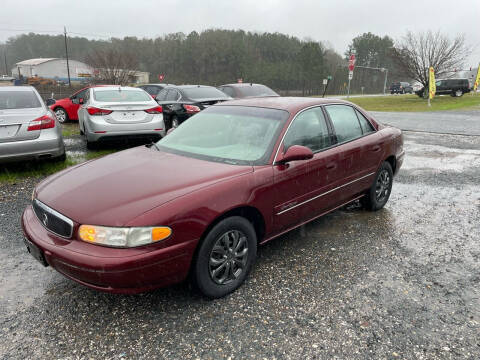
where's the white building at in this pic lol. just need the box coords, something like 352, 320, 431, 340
11, 58, 93, 83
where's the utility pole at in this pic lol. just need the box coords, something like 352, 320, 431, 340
64, 26, 71, 87
3, 44, 7, 75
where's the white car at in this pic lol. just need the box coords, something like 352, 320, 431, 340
77, 86, 166, 149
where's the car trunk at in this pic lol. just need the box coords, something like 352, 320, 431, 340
191, 98, 229, 109
0, 108, 43, 143
95, 102, 156, 124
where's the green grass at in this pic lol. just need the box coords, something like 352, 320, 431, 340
0, 150, 119, 184
345, 93, 480, 112
0, 158, 77, 183
61, 123, 80, 137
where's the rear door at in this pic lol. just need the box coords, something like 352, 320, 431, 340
0, 89, 44, 143
324, 104, 382, 202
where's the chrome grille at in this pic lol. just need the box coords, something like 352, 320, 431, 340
32, 199, 73, 238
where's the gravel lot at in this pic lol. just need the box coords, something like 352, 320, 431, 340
1, 129, 479, 359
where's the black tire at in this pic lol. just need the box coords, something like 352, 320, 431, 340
172, 116, 180, 128
361, 161, 393, 211
54, 107, 68, 123
86, 139, 98, 150
192, 216, 257, 299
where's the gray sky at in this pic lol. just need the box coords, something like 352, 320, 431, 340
1, 0, 479, 67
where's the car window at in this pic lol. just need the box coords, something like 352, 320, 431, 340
183, 87, 230, 100
83, 89, 90, 102
165, 89, 179, 101
157, 89, 168, 101
76, 89, 88, 100
221, 86, 235, 97
325, 105, 363, 143
0, 90, 41, 109
93, 89, 152, 102
237, 85, 278, 97
283, 107, 331, 152
355, 109, 375, 134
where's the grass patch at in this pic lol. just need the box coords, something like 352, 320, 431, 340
345, 93, 480, 112
85, 149, 118, 160
0, 158, 77, 184
61, 122, 80, 137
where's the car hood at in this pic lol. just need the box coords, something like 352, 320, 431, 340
35, 146, 253, 226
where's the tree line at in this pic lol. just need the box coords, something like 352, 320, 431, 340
1, 29, 469, 95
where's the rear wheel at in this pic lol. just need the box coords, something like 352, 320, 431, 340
172, 116, 180, 128
193, 216, 257, 298
54, 108, 68, 123
361, 161, 393, 211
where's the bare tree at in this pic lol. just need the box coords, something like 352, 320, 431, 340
390, 31, 471, 91
86, 48, 138, 85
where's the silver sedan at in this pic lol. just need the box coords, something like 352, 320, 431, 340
78, 87, 166, 149
0, 86, 65, 163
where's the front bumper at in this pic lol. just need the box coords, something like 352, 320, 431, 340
21, 205, 197, 294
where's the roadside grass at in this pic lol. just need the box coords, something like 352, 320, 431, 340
345, 93, 480, 112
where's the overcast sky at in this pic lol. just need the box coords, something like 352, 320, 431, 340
1, 0, 479, 66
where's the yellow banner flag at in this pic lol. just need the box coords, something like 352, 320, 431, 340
429, 67, 436, 99
474, 64, 480, 92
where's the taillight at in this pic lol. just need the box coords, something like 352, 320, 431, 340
144, 106, 163, 114
183, 104, 201, 114
27, 115, 55, 131
87, 107, 113, 116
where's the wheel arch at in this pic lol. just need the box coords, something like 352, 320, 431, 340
384, 155, 397, 174
200, 205, 266, 245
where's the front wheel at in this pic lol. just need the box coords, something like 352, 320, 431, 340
192, 216, 257, 298
361, 161, 393, 211
454, 90, 463, 97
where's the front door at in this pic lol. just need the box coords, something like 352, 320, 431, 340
273, 106, 342, 232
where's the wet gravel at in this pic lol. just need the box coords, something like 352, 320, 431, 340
1, 130, 479, 359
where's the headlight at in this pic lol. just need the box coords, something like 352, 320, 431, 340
78, 225, 172, 248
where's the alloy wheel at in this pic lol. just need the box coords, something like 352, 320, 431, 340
209, 230, 248, 285
55, 109, 67, 123
375, 169, 391, 202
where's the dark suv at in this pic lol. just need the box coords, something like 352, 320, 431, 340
415, 78, 471, 98
390, 82, 413, 94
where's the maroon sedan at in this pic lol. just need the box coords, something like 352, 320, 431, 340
22, 97, 404, 298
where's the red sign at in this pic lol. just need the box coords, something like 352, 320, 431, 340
348, 54, 356, 72
158, 74, 165, 81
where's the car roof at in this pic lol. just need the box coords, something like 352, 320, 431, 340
216, 97, 352, 113
221, 83, 269, 88
142, 83, 174, 86
93, 86, 145, 92
0, 85, 36, 92
163, 85, 216, 90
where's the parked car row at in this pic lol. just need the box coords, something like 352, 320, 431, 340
22, 96, 404, 298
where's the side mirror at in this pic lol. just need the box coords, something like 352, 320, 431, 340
277, 145, 313, 164
45, 98, 56, 106
79, 98, 84, 104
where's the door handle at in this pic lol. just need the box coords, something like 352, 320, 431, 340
371, 145, 381, 152
326, 163, 336, 170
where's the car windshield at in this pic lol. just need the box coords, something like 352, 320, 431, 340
156, 105, 289, 165
93, 89, 151, 102
0, 91, 41, 110
237, 85, 278, 97
182, 87, 230, 100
